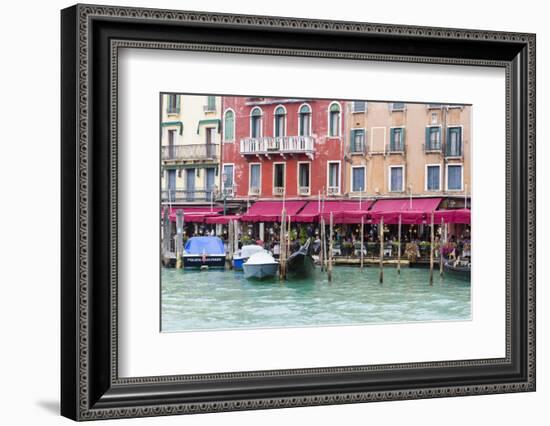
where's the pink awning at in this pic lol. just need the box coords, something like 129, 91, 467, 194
205, 215, 241, 225
434, 209, 471, 224
293, 200, 373, 223
240, 201, 307, 222
368, 198, 443, 224
163, 207, 223, 223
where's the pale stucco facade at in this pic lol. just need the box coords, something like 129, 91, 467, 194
160, 94, 222, 204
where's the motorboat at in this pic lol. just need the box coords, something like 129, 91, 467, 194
286, 238, 315, 278
243, 252, 279, 279
233, 244, 265, 270
182, 236, 226, 269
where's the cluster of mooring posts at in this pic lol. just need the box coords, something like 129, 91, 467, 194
163, 198, 456, 285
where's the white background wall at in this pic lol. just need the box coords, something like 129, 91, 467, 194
0, 0, 546, 424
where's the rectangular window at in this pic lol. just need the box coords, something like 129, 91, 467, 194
298, 163, 310, 194
350, 129, 365, 153
391, 102, 405, 111
390, 166, 404, 192
167, 94, 179, 114
447, 164, 463, 190
205, 127, 215, 144
206, 96, 216, 111
425, 126, 441, 150
389, 128, 404, 151
328, 162, 340, 193
352, 101, 366, 112
250, 164, 260, 190
274, 164, 285, 189
352, 167, 366, 192
223, 164, 234, 189
446, 127, 463, 157
426, 165, 441, 191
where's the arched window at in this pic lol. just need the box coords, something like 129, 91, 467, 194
274, 106, 286, 137
250, 107, 262, 138
223, 109, 235, 141
328, 102, 341, 137
298, 104, 311, 136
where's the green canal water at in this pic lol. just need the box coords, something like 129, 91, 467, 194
161, 266, 471, 332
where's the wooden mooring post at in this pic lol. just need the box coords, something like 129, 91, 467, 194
162, 207, 171, 257
279, 209, 287, 280
397, 214, 402, 275
328, 211, 334, 282
227, 219, 234, 270
175, 209, 184, 269
440, 218, 445, 277
360, 216, 364, 269
379, 217, 384, 284
429, 212, 434, 285
320, 216, 326, 272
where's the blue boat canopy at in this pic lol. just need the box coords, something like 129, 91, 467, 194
184, 236, 225, 255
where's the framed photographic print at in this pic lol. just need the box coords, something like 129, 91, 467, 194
61, 3, 536, 421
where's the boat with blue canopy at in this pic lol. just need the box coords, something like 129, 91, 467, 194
182, 236, 226, 269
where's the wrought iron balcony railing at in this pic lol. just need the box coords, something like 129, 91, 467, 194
386, 143, 406, 154
445, 144, 463, 158
161, 144, 219, 161
423, 142, 443, 152
349, 141, 367, 155
240, 136, 315, 158
161, 189, 216, 203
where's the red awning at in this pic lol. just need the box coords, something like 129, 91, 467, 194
205, 215, 241, 225
434, 209, 471, 224
294, 200, 373, 224
368, 198, 443, 224
163, 207, 223, 223
240, 201, 307, 222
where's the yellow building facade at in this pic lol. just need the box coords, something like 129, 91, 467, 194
343, 101, 471, 203
160, 94, 222, 204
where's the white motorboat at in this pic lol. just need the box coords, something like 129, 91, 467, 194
233, 244, 265, 270
243, 252, 279, 279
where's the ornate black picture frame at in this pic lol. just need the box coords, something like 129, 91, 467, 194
61, 3, 536, 421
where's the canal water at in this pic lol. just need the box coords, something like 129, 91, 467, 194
161, 266, 471, 332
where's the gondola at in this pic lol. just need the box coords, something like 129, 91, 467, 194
286, 238, 315, 278
443, 259, 471, 281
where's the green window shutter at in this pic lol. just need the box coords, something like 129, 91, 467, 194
401, 128, 405, 144
426, 127, 430, 145
390, 128, 395, 149
175, 96, 181, 113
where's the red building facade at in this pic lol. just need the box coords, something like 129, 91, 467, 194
220, 97, 346, 200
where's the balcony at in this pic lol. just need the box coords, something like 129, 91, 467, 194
298, 186, 310, 196
386, 143, 406, 154
349, 141, 367, 155
240, 136, 315, 159
248, 187, 261, 196
445, 144, 463, 158
273, 187, 285, 196
327, 186, 340, 196
161, 189, 215, 203
161, 144, 218, 161
423, 142, 443, 152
